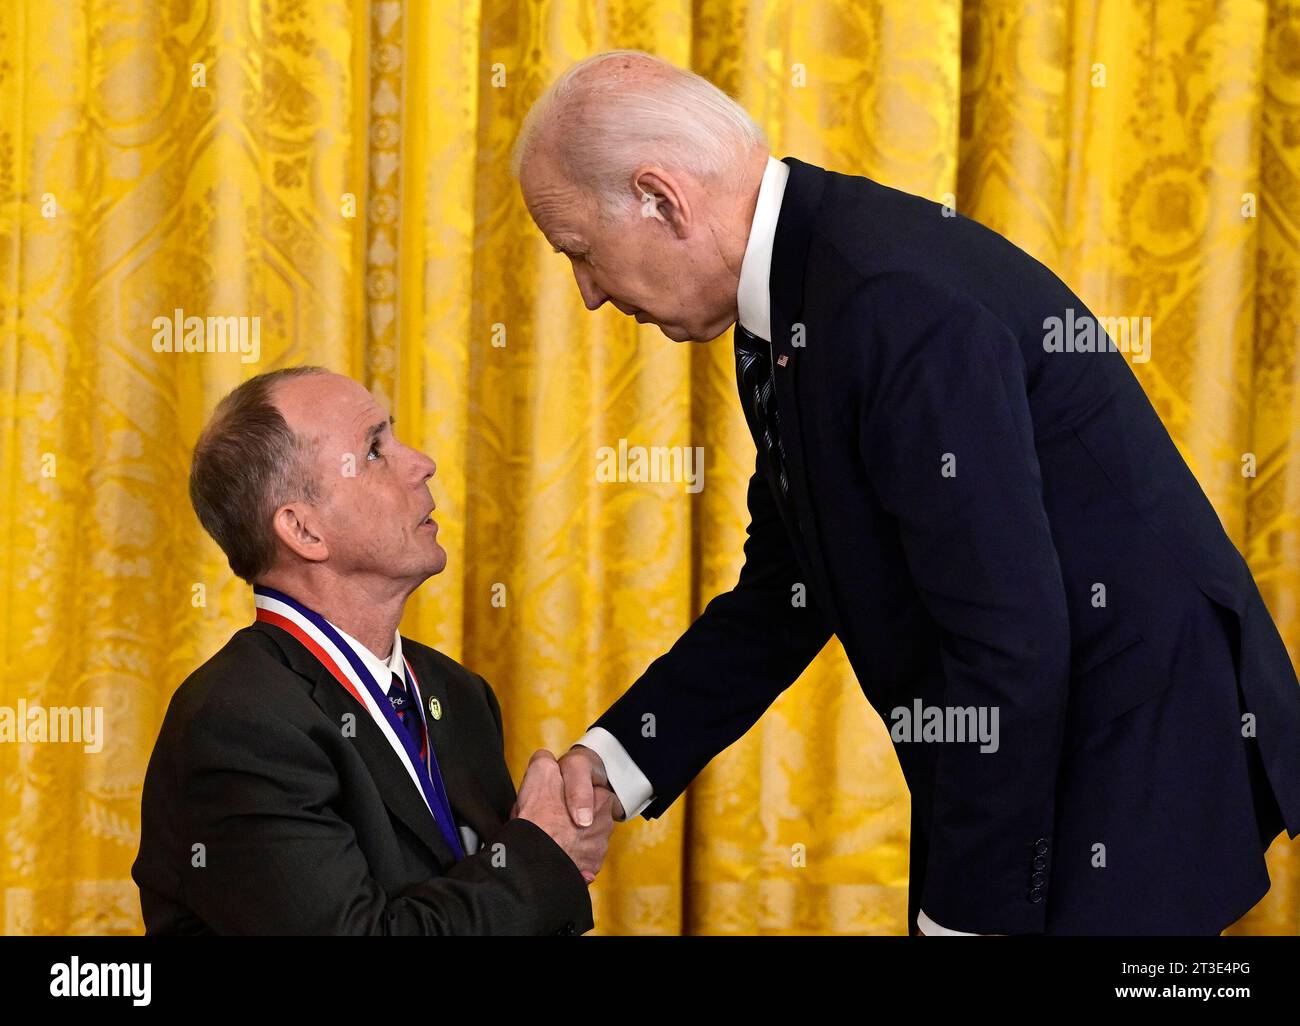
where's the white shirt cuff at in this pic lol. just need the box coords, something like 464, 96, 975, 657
917, 908, 982, 935
574, 727, 654, 820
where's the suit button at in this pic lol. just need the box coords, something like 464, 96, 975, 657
1028, 887, 1044, 903
1030, 871, 1046, 887
560, 921, 576, 935
1033, 855, 1047, 870
1034, 838, 1049, 855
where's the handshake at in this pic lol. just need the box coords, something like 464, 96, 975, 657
509, 745, 623, 883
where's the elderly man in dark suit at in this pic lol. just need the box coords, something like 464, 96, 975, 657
132, 367, 613, 934
513, 49, 1300, 935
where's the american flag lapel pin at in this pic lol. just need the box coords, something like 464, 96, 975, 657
777, 353, 789, 367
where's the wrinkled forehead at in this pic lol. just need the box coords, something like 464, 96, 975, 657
273, 373, 389, 449
521, 153, 594, 228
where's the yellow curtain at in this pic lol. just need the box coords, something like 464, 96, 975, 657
1, 0, 1296, 935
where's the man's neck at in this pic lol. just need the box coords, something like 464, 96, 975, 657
717, 147, 773, 323
258, 568, 410, 659
730, 148, 771, 269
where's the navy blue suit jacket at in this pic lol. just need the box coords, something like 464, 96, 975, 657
595, 157, 1300, 934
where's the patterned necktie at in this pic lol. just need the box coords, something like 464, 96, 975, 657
389, 671, 426, 758
734, 323, 789, 500
390, 669, 466, 860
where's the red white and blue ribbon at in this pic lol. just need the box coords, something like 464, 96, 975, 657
253, 585, 465, 860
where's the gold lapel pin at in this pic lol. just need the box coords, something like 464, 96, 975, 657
428, 697, 442, 721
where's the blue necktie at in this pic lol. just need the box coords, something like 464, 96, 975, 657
390, 670, 465, 859
735, 323, 789, 500
388, 671, 426, 757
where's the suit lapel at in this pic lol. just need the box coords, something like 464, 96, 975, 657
250, 620, 459, 869
766, 157, 842, 633
405, 650, 504, 849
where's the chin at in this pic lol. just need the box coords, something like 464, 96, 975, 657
663, 320, 727, 344
423, 542, 448, 577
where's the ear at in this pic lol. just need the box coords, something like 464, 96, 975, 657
633, 168, 692, 238
271, 503, 328, 564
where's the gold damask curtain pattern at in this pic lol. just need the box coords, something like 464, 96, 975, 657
1, 0, 1297, 936
0, 0, 373, 933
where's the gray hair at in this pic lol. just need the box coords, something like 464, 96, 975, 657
510, 49, 766, 218
189, 366, 327, 583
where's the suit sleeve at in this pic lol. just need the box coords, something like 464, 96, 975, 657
853, 277, 1070, 934
592, 451, 834, 817
178, 693, 592, 935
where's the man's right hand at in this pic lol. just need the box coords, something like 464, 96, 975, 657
559, 744, 626, 826
512, 749, 614, 882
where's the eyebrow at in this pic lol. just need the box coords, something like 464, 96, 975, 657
365, 416, 395, 446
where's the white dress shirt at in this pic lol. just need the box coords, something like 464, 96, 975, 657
333, 623, 480, 855
574, 155, 975, 935
735, 155, 791, 341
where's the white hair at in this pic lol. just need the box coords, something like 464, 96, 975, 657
510, 49, 767, 219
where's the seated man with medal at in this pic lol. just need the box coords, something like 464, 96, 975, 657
132, 366, 613, 934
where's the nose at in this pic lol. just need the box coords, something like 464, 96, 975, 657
403, 442, 436, 483
572, 262, 607, 311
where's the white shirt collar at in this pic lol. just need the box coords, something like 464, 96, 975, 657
735, 156, 790, 343
331, 622, 404, 693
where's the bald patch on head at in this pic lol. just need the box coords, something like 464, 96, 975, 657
517, 54, 677, 179
573, 51, 668, 87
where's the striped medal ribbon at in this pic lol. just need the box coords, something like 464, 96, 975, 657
253, 585, 465, 859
